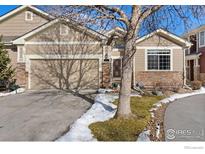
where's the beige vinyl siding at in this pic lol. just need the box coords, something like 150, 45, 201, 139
0, 9, 48, 37
134, 49, 145, 74
24, 23, 103, 55
172, 49, 184, 71
25, 44, 103, 55
134, 34, 185, 81
137, 34, 181, 47
26, 23, 101, 42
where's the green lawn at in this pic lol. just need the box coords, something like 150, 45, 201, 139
89, 96, 164, 141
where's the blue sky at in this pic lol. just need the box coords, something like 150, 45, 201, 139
0, 5, 19, 16
0, 5, 204, 36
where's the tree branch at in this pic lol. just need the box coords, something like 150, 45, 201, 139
140, 5, 163, 21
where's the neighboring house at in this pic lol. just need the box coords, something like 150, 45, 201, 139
0, 5, 192, 90
183, 26, 205, 82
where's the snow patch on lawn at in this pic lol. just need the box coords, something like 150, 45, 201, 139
57, 94, 118, 141
97, 88, 114, 94
0, 88, 25, 97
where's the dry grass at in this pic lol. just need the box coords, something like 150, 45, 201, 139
89, 96, 164, 141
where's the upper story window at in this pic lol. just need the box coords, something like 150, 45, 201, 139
189, 34, 197, 53
60, 25, 68, 35
17, 46, 25, 63
147, 49, 171, 71
25, 11, 33, 21
199, 31, 205, 47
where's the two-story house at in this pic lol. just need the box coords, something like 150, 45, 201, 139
184, 26, 205, 82
0, 5, 192, 91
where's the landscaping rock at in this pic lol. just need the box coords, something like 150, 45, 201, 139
177, 87, 192, 94
163, 90, 175, 97
137, 130, 151, 141
152, 90, 163, 96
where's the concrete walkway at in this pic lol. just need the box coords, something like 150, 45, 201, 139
0, 90, 92, 141
164, 94, 205, 141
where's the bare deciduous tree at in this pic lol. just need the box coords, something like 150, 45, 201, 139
42, 5, 205, 118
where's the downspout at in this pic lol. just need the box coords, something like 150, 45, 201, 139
183, 47, 186, 86
183, 46, 192, 90
132, 51, 136, 88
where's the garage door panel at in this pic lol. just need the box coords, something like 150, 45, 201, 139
30, 59, 99, 90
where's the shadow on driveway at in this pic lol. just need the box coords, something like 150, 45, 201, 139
0, 89, 94, 141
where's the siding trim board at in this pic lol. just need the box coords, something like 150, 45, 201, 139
136, 46, 182, 49
25, 41, 101, 45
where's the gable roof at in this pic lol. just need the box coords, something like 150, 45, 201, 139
104, 27, 126, 37
136, 29, 192, 48
0, 5, 53, 22
13, 18, 107, 44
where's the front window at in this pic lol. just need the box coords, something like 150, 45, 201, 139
199, 31, 205, 47
147, 49, 171, 71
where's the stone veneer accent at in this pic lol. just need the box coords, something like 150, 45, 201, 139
15, 63, 28, 88
135, 71, 183, 90
101, 62, 111, 88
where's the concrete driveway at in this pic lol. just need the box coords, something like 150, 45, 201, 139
164, 94, 205, 141
0, 90, 93, 141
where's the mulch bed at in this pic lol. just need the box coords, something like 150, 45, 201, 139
149, 103, 169, 141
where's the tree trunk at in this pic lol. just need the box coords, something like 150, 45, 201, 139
117, 55, 133, 117
116, 35, 136, 118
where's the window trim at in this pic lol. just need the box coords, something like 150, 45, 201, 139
199, 31, 205, 48
60, 25, 68, 35
25, 11, 33, 21
17, 46, 26, 63
145, 48, 173, 71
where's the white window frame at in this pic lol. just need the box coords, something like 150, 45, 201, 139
145, 48, 173, 71
199, 31, 205, 48
17, 46, 26, 63
60, 25, 68, 35
25, 11, 33, 21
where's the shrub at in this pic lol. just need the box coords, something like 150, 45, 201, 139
0, 36, 15, 90
202, 80, 205, 86
191, 80, 202, 90
112, 82, 119, 89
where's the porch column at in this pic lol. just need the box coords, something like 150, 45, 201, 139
101, 45, 112, 88
194, 59, 200, 80
101, 62, 111, 88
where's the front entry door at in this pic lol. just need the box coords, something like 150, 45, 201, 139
113, 59, 122, 78
190, 60, 194, 81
